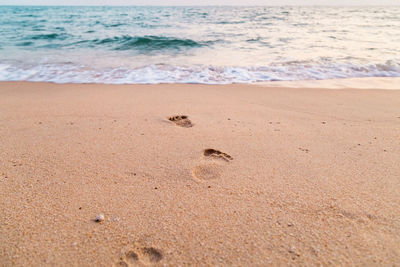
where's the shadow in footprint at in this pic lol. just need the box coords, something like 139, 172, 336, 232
204, 148, 233, 162
168, 115, 193, 128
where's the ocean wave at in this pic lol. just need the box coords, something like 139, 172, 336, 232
108, 23, 126, 28
216, 21, 245, 24
29, 33, 68, 41
16, 41, 34, 47
92, 36, 207, 51
18, 35, 210, 51
0, 61, 399, 84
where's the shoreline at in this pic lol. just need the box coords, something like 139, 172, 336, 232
1, 76, 399, 90
1, 81, 399, 266
258, 77, 400, 90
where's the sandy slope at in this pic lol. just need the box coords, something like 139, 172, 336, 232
0, 81, 399, 266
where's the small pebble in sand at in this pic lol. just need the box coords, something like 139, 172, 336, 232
94, 214, 105, 223
289, 246, 300, 257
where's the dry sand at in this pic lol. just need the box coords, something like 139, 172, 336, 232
0, 81, 399, 266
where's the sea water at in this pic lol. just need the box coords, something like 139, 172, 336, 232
0, 6, 399, 84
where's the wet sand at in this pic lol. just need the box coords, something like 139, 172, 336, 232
0, 81, 399, 266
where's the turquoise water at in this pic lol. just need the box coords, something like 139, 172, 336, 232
0, 6, 399, 83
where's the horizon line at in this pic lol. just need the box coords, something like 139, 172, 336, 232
0, 4, 399, 6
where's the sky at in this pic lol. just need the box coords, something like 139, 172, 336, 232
0, 0, 399, 5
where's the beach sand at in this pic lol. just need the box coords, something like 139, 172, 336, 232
0, 81, 399, 266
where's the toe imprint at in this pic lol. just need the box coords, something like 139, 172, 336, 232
203, 148, 233, 161
168, 115, 193, 128
125, 250, 139, 263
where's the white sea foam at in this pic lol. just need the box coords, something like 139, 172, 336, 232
0, 61, 399, 84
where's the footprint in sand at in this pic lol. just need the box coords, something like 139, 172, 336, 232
192, 149, 233, 181
115, 246, 162, 266
203, 148, 233, 162
168, 115, 193, 128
